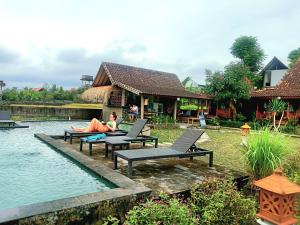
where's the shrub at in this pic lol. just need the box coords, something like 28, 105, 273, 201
207, 117, 220, 126
190, 178, 256, 225
280, 119, 298, 134
244, 129, 287, 179
219, 119, 244, 128
125, 193, 198, 225
236, 113, 246, 122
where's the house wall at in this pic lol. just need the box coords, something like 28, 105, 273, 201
263, 69, 288, 87
271, 69, 288, 86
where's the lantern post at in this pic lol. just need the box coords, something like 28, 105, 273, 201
254, 168, 300, 225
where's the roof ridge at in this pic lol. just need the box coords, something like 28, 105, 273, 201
102, 61, 178, 76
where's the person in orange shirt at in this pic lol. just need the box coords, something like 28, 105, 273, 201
71, 112, 117, 132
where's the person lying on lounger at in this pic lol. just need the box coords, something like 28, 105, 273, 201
71, 112, 117, 132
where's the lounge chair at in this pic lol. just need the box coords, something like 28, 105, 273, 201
79, 119, 158, 156
113, 129, 213, 178
64, 118, 125, 144
0, 111, 15, 127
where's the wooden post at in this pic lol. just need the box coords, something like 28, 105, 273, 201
140, 95, 144, 119
173, 98, 177, 122
121, 89, 125, 107
256, 103, 259, 119
287, 102, 290, 119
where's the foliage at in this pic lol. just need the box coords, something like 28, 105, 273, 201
125, 193, 198, 225
288, 47, 300, 68
219, 119, 244, 128
2, 84, 85, 103
204, 62, 254, 119
103, 216, 120, 225
180, 104, 200, 110
236, 113, 246, 122
152, 114, 175, 125
250, 118, 271, 130
267, 98, 287, 130
206, 117, 220, 126
230, 36, 265, 72
244, 129, 287, 179
280, 119, 298, 134
190, 178, 256, 225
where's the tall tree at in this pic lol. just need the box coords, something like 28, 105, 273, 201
230, 36, 265, 72
287, 47, 300, 68
204, 62, 253, 119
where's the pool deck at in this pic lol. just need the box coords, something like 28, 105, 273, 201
51, 134, 244, 194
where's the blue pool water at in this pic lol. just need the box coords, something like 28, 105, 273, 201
0, 121, 114, 210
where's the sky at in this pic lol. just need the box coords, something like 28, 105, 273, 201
0, 0, 299, 88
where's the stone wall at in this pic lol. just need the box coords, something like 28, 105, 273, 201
2, 191, 149, 225
0, 105, 101, 120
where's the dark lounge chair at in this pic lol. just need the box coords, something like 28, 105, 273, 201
113, 129, 213, 178
0, 111, 15, 127
79, 119, 158, 156
64, 118, 125, 144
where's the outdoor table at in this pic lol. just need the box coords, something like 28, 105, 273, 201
105, 139, 130, 160
188, 117, 199, 125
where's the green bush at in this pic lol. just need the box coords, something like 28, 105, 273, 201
244, 129, 287, 179
125, 193, 198, 225
219, 120, 244, 128
249, 119, 271, 130
280, 119, 298, 134
190, 178, 256, 225
236, 113, 246, 122
206, 117, 220, 126
152, 114, 175, 124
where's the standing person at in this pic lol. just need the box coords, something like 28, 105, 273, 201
71, 112, 117, 132
128, 104, 139, 122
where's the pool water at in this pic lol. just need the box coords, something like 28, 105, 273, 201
0, 121, 114, 210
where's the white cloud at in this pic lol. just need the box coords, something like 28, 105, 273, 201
0, 0, 299, 88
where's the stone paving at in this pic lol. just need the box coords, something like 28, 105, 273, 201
58, 134, 243, 194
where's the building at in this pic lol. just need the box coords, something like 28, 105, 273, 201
82, 62, 211, 121
261, 57, 288, 87
80, 75, 94, 88
31, 88, 44, 92
251, 59, 300, 122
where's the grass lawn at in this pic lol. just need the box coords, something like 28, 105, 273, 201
151, 128, 300, 173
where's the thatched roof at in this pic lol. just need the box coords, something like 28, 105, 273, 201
81, 85, 119, 104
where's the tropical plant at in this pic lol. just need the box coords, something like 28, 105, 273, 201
244, 129, 287, 179
267, 98, 287, 131
190, 178, 256, 225
125, 193, 198, 225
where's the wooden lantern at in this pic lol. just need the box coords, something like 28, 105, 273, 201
254, 169, 300, 225
241, 123, 251, 136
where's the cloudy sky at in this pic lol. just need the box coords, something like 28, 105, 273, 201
0, 0, 299, 88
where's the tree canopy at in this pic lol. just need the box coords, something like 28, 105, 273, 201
2, 84, 85, 103
230, 36, 265, 72
287, 47, 300, 68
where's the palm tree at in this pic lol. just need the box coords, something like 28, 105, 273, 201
267, 98, 287, 131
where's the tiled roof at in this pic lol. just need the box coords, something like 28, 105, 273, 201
252, 59, 300, 98
93, 62, 211, 99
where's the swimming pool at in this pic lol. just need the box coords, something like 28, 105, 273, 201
0, 121, 115, 210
